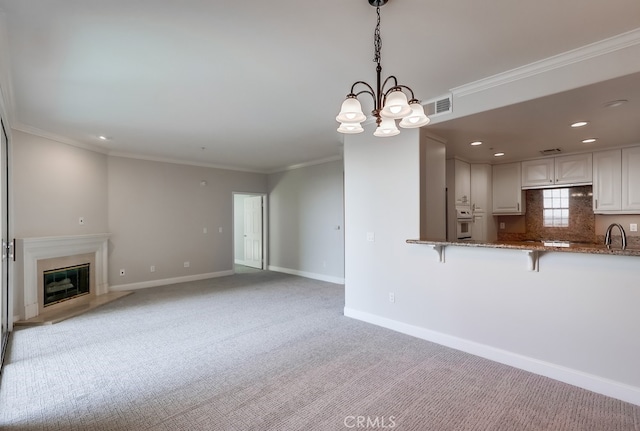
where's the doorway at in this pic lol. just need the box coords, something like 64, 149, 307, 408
233, 193, 267, 271
1, 118, 10, 367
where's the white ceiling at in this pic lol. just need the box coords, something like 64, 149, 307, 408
1, 0, 640, 172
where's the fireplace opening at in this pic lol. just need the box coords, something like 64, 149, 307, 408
43, 263, 90, 307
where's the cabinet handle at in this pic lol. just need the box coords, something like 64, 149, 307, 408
595, 199, 598, 209
517, 203, 520, 211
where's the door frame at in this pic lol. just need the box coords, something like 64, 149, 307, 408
1, 117, 12, 368
232, 192, 268, 271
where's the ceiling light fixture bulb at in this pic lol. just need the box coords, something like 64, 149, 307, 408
337, 122, 365, 134
582, 138, 597, 143
373, 118, 400, 137
336, 96, 366, 123
470, 141, 483, 146
494, 152, 505, 157
399, 101, 430, 128
570, 121, 588, 128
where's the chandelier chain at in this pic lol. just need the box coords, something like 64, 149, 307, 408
373, 6, 382, 65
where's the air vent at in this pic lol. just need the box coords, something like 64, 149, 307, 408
423, 94, 453, 117
539, 148, 562, 155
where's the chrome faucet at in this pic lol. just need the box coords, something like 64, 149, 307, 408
604, 223, 627, 250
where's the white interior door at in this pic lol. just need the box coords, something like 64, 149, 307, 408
243, 195, 263, 269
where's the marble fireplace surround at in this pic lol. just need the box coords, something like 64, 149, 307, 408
17, 233, 110, 320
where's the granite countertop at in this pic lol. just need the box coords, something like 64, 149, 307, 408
405, 239, 640, 257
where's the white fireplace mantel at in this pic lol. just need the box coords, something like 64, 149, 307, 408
17, 233, 111, 320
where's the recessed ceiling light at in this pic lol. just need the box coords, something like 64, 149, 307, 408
570, 121, 588, 128
582, 138, 597, 143
98, 135, 112, 141
494, 152, 505, 157
470, 141, 483, 146
604, 99, 628, 108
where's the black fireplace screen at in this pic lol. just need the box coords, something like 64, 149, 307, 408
43, 263, 90, 307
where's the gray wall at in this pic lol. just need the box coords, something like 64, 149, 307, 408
107, 156, 267, 286
268, 160, 344, 282
12, 130, 109, 238
11, 130, 344, 319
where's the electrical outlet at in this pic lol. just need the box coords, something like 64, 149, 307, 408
499, 222, 505, 229
150, 265, 156, 273
367, 232, 375, 242
184, 261, 190, 268
203, 227, 207, 234
389, 292, 395, 303
631, 223, 638, 232
119, 269, 125, 276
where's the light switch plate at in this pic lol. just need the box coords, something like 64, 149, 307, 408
631, 223, 638, 232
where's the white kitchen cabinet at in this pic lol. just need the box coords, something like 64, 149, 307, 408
555, 153, 592, 185
621, 146, 640, 211
492, 162, 525, 215
521, 153, 592, 188
470, 164, 495, 241
593, 149, 621, 213
470, 163, 491, 213
521, 158, 554, 188
446, 159, 471, 207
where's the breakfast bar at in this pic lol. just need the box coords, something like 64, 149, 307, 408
406, 238, 640, 270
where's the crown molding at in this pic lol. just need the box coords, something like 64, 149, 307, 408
13, 123, 110, 155
106, 150, 269, 174
452, 27, 640, 98
268, 155, 343, 174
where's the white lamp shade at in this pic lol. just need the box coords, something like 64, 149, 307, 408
337, 122, 364, 134
373, 118, 400, 137
398, 102, 431, 128
380, 90, 411, 119
336, 97, 366, 123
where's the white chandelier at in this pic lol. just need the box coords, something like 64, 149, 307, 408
336, 0, 430, 137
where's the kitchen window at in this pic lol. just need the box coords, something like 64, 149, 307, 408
543, 188, 569, 227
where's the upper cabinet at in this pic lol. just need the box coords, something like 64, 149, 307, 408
521, 153, 592, 189
593, 149, 621, 212
621, 146, 640, 211
592, 147, 640, 214
492, 162, 525, 215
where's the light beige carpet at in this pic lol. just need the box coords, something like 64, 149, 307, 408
1, 270, 638, 430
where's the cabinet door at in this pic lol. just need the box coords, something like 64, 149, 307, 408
470, 163, 491, 213
555, 153, 592, 185
521, 158, 554, 188
455, 159, 471, 206
622, 146, 640, 210
593, 149, 621, 212
492, 162, 525, 214
472, 213, 486, 242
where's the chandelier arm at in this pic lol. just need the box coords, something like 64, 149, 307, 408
349, 81, 376, 98
380, 75, 399, 93
353, 89, 376, 101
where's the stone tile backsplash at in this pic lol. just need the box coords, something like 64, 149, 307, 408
498, 185, 596, 243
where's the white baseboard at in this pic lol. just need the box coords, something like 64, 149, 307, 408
344, 307, 640, 406
268, 265, 345, 285
110, 270, 234, 291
